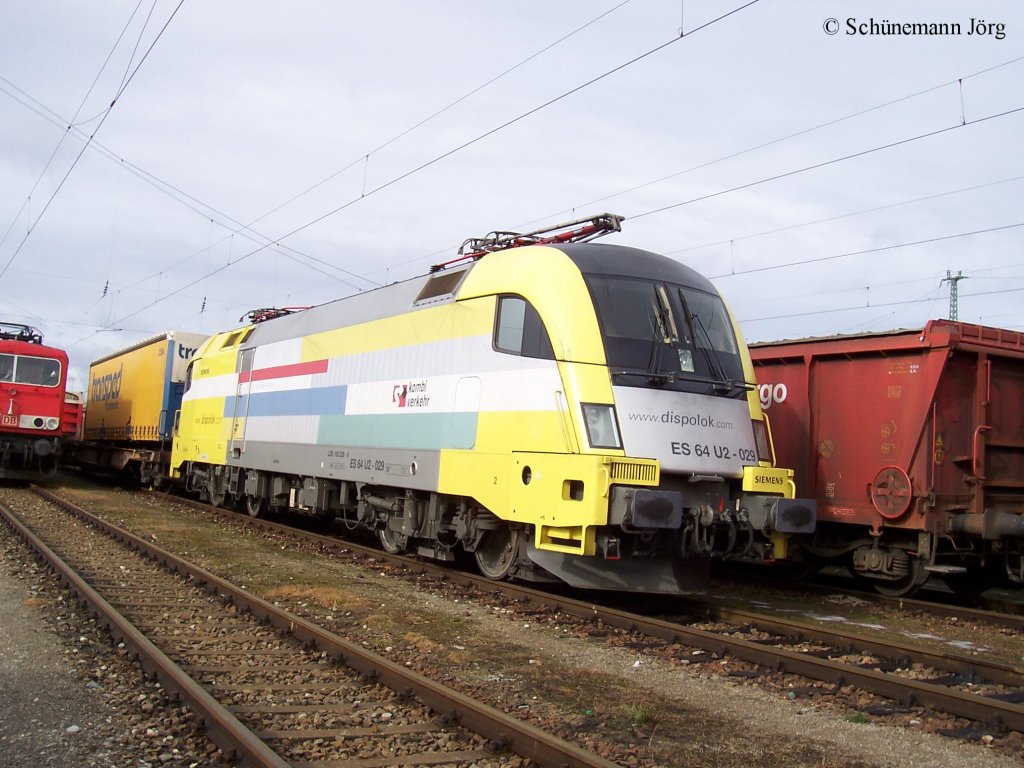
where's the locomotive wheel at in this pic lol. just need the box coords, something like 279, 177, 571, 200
474, 526, 520, 581
207, 484, 226, 508
377, 527, 406, 554
245, 494, 267, 518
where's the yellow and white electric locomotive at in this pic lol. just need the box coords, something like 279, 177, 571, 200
171, 215, 814, 592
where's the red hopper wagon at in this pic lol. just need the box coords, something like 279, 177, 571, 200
751, 320, 1024, 596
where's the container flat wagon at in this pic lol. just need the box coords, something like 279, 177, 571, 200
75, 331, 208, 483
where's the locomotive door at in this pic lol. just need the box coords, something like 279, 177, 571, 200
229, 347, 255, 457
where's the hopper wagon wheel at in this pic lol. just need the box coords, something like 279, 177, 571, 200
870, 558, 928, 598
474, 525, 521, 581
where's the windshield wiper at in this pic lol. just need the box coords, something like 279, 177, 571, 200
612, 366, 673, 385
641, 293, 677, 385
689, 312, 743, 393
610, 368, 756, 391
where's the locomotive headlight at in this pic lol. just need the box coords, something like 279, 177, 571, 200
752, 418, 773, 464
582, 404, 622, 449
45, 417, 59, 430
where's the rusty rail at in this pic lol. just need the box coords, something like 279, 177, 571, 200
25, 487, 619, 768
134, 488, 1024, 733
0, 499, 290, 768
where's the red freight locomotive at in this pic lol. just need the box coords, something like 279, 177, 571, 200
751, 321, 1024, 596
0, 323, 69, 480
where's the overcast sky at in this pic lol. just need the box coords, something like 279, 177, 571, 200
2, 1, 1022, 392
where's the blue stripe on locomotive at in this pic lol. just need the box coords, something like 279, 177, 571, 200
224, 385, 349, 418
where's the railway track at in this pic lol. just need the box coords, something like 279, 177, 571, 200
24, 483, 1024, 753
0, 487, 620, 768
715, 566, 1024, 630
45, 482, 1024, 741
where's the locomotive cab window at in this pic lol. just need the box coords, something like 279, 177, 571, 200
586, 275, 743, 392
0, 354, 61, 386
494, 296, 555, 360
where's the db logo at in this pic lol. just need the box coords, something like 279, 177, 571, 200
758, 383, 788, 410
392, 384, 407, 407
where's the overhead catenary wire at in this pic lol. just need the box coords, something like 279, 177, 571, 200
103, 0, 763, 329
732, 271, 970, 312
706, 221, 1024, 281
836, 294, 947, 335
664, 174, 1024, 258
365, 55, 1024, 281
0, 0, 186, 282
0, 0, 148, 254
8, 3, 1015, 348
260, 0, 637, 225
109, 0, 640, 296
0, 77, 379, 295
628, 105, 1024, 223
515, 55, 1024, 232
741, 285, 1024, 326
0, 0, 640, 307
741, 286, 947, 324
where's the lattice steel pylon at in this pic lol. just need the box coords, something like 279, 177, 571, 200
941, 269, 967, 321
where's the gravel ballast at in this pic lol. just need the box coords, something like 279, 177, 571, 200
0, 530, 228, 768
4, 482, 1022, 767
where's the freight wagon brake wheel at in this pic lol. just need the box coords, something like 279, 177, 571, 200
870, 466, 913, 520
474, 526, 520, 581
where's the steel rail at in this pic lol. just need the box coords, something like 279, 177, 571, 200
879, 591, 1023, 628
29, 487, 619, 768
127, 490, 1024, 732
150, 491, 1024, 685
0, 500, 290, 768
446, 574, 1024, 731
674, 599, 1024, 688
716, 567, 1024, 631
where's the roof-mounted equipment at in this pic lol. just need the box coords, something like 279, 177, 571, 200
241, 307, 310, 324
0, 322, 44, 344
430, 212, 624, 273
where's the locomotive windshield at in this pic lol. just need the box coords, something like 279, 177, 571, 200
0, 353, 61, 386
585, 275, 745, 394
